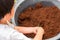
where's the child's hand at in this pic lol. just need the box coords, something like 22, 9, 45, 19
33, 27, 44, 35
37, 27, 44, 35
32, 27, 39, 34
33, 27, 44, 40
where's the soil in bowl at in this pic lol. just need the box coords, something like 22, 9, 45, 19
17, 3, 60, 39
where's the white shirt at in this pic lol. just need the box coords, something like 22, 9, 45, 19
0, 24, 32, 40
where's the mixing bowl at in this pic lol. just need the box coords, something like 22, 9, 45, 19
13, 0, 60, 40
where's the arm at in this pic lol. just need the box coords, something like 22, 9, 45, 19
14, 26, 44, 40
7, 21, 35, 34
14, 26, 38, 34
11, 27, 44, 40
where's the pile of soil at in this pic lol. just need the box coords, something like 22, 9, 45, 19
18, 3, 60, 39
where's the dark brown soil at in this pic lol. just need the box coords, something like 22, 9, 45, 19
18, 3, 60, 39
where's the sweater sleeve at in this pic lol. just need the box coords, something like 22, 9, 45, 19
10, 29, 32, 40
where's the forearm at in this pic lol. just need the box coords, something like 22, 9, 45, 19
14, 26, 34, 34
33, 32, 43, 40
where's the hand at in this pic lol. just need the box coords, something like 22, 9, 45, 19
32, 27, 39, 34
37, 27, 44, 35
33, 27, 44, 40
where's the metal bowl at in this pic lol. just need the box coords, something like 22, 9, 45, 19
13, 0, 60, 40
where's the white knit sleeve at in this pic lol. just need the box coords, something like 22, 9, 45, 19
10, 30, 32, 40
